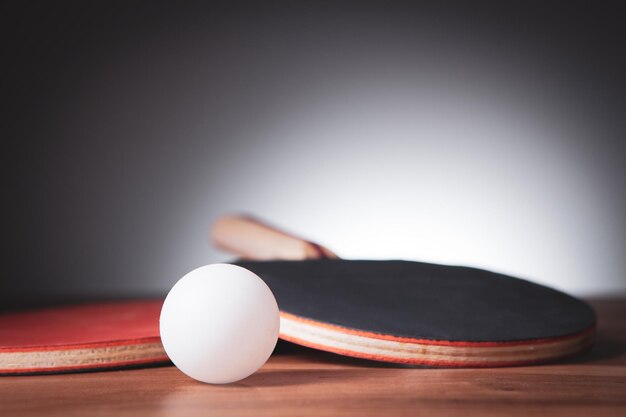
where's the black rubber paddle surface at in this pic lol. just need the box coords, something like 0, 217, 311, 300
236, 259, 595, 342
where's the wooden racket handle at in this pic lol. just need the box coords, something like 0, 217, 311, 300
211, 214, 338, 260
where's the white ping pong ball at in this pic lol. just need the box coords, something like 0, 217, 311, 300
159, 264, 280, 384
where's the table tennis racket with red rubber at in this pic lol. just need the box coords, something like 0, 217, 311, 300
212, 215, 596, 367
0, 300, 168, 375
0, 215, 326, 376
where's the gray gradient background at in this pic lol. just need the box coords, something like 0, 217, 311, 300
2, 1, 625, 309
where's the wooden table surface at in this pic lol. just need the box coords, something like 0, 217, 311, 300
1, 298, 625, 417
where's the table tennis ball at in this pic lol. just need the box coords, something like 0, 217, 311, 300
160, 264, 279, 384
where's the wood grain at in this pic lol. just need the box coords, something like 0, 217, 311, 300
1, 298, 625, 417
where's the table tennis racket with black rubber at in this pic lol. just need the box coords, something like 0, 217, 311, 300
212, 215, 596, 367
